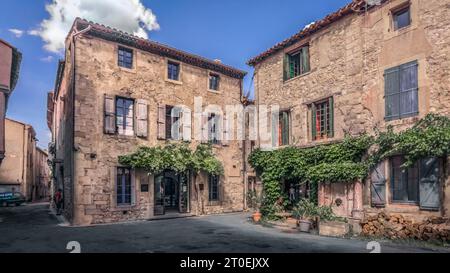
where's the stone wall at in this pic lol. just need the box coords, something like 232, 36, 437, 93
254, 0, 450, 218
70, 35, 244, 225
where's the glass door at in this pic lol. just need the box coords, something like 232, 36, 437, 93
154, 175, 164, 215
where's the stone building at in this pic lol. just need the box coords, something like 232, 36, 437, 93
48, 18, 247, 226
0, 118, 36, 200
0, 39, 22, 165
33, 147, 50, 201
248, 0, 450, 223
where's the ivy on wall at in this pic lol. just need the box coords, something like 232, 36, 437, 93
249, 113, 450, 219
118, 143, 224, 176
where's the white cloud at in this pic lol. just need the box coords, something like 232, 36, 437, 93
40, 56, 54, 62
30, 0, 160, 53
8, 28, 24, 38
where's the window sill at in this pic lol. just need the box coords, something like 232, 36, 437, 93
384, 112, 419, 122
208, 89, 221, 94
165, 79, 183, 85
283, 71, 311, 84
118, 66, 137, 74
106, 133, 137, 140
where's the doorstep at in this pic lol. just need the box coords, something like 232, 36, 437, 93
148, 213, 195, 221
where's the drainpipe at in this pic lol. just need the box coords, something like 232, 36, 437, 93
68, 23, 91, 223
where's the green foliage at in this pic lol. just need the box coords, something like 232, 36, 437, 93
118, 143, 223, 175
249, 113, 450, 219
291, 200, 345, 222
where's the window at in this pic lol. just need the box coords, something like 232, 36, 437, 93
391, 156, 419, 203
118, 47, 133, 69
168, 61, 180, 81
116, 97, 134, 136
272, 111, 290, 146
208, 175, 220, 201
384, 60, 418, 120
208, 113, 220, 145
165, 105, 181, 140
209, 73, 220, 91
117, 167, 132, 205
284, 45, 310, 81
311, 97, 334, 140
393, 6, 411, 30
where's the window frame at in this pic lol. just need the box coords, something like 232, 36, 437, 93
208, 175, 220, 202
208, 73, 220, 92
116, 167, 132, 206
284, 45, 310, 81
390, 155, 420, 204
118, 46, 134, 69
115, 96, 135, 136
392, 5, 411, 31
277, 110, 290, 146
311, 97, 334, 141
167, 60, 181, 82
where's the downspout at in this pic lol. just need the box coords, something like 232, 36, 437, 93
240, 77, 248, 210
69, 24, 91, 223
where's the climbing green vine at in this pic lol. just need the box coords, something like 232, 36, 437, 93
249, 113, 450, 219
118, 143, 224, 176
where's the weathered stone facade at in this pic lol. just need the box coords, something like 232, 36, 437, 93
50, 19, 247, 226
250, 0, 450, 222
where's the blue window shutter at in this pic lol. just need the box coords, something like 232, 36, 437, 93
384, 67, 400, 120
328, 97, 334, 138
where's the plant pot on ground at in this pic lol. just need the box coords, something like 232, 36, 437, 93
248, 190, 263, 223
292, 199, 317, 233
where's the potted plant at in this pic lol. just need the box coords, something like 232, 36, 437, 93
248, 190, 263, 222
292, 199, 317, 233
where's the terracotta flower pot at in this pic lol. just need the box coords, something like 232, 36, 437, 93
252, 211, 262, 222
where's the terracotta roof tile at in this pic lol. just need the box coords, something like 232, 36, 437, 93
247, 0, 369, 66
74, 18, 247, 79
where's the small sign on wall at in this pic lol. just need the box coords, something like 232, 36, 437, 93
141, 184, 149, 192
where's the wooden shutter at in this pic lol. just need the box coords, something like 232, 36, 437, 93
311, 103, 317, 141
419, 158, 440, 211
222, 113, 229, 146
157, 104, 166, 140
172, 107, 181, 141
135, 99, 148, 138
370, 162, 386, 207
328, 97, 334, 138
283, 54, 289, 81
301, 46, 310, 74
384, 66, 400, 120
271, 112, 278, 148
182, 109, 192, 142
201, 113, 208, 143
281, 111, 289, 145
104, 94, 116, 134
131, 170, 136, 205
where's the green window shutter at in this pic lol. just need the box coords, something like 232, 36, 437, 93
328, 97, 334, 138
301, 46, 310, 74
283, 54, 289, 81
282, 111, 289, 145
311, 104, 317, 140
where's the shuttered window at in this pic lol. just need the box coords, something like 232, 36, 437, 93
283, 45, 310, 81
384, 60, 418, 121
311, 97, 334, 140
371, 162, 387, 207
208, 113, 221, 145
117, 167, 132, 206
116, 97, 134, 136
208, 175, 220, 201
135, 99, 148, 138
272, 111, 290, 147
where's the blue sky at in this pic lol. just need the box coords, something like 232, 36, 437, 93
0, 0, 350, 149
